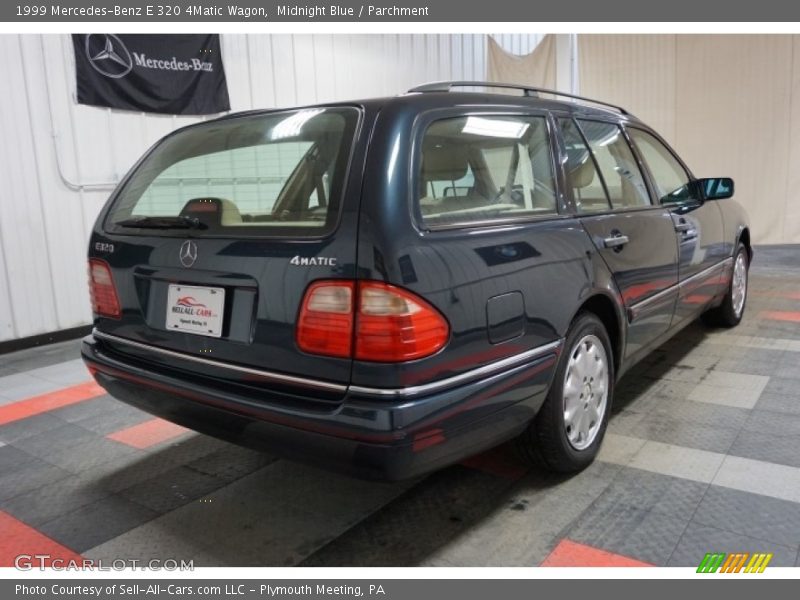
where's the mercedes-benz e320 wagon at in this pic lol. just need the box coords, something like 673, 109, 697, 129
81, 82, 751, 480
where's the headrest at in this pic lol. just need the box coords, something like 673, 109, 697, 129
220, 199, 242, 225
422, 143, 469, 182
179, 197, 241, 226
566, 148, 596, 189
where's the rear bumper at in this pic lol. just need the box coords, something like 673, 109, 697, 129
81, 334, 560, 480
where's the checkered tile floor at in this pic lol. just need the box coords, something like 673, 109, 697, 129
1, 245, 799, 568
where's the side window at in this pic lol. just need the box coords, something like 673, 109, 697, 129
628, 128, 693, 204
576, 120, 651, 209
559, 118, 610, 213
418, 115, 557, 227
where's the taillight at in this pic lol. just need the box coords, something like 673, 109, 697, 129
296, 280, 449, 362
355, 282, 449, 362
296, 281, 355, 358
88, 258, 121, 319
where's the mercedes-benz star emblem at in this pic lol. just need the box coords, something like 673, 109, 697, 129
85, 34, 133, 79
179, 240, 198, 268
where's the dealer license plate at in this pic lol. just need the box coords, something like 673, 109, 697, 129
166, 284, 225, 338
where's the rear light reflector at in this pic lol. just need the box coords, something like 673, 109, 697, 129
296, 280, 449, 362
88, 258, 121, 319
296, 281, 355, 358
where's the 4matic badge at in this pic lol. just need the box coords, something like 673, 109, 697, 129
290, 256, 337, 267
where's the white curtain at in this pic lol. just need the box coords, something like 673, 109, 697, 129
487, 34, 556, 90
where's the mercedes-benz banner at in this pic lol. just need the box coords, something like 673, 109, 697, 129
72, 33, 230, 115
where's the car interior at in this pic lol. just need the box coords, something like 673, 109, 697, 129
418, 117, 557, 225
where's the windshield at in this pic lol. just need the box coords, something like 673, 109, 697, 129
105, 107, 360, 237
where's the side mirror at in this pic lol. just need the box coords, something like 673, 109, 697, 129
697, 177, 734, 201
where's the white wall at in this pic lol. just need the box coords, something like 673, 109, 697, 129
0, 33, 542, 343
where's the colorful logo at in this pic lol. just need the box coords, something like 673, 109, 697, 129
697, 552, 773, 573
176, 296, 206, 308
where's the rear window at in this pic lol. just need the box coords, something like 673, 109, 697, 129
105, 107, 360, 237
417, 115, 557, 228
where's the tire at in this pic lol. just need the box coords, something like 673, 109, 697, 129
702, 242, 749, 327
517, 312, 614, 473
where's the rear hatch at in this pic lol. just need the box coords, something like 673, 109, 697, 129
89, 106, 366, 405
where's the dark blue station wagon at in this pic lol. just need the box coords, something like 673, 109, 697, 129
81, 82, 751, 480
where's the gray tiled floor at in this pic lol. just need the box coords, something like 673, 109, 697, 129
728, 428, 800, 469
0, 341, 88, 403
692, 485, 800, 549
1, 246, 799, 567
0, 412, 67, 444
37, 494, 159, 553
0, 373, 64, 404
0, 339, 84, 374
2, 473, 111, 527
586, 467, 708, 521
565, 499, 690, 565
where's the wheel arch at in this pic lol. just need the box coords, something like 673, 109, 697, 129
571, 292, 625, 377
737, 226, 752, 262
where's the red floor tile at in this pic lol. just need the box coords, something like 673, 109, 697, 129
107, 418, 188, 449
460, 445, 529, 480
541, 539, 653, 567
0, 510, 83, 567
758, 310, 800, 323
0, 381, 104, 426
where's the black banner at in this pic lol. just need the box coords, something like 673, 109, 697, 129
72, 34, 230, 115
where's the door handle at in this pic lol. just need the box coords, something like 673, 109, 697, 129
603, 234, 630, 249
675, 221, 698, 240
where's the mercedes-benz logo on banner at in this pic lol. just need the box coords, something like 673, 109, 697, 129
179, 240, 198, 268
85, 34, 133, 79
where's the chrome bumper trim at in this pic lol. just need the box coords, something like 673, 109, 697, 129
92, 330, 348, 393
92, 330, 562, 400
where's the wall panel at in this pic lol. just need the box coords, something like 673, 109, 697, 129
579, 35, 677, 143
675, 35, 793, 245
0, 35, 60, 340
782, 35, 800, 243
579, 34, 798, 245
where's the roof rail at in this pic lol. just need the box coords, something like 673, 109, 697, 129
408, 81, 630, 116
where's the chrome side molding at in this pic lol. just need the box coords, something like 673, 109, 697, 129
628, 256, 733, 320
349, 339, 563, 398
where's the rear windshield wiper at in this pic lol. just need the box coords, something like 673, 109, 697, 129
115, 216, 207, 230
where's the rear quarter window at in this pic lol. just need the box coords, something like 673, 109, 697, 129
105, 107, 360, 237
417, 115, 557, 228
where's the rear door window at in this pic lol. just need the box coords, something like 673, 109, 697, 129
106, 107, 360, 237
559, 118, 610, 213
417, 115, 557, 227
575, 120, 651, 210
